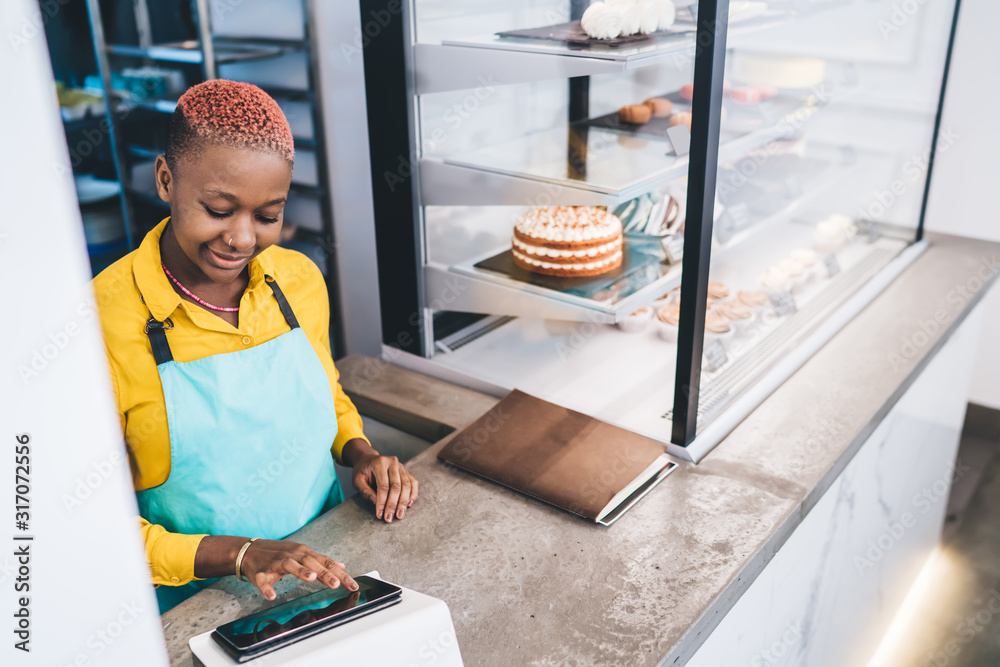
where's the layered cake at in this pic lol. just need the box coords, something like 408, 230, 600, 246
512, 206, 623, 278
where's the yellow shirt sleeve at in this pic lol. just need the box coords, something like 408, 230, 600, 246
139, 517, 207, 586
330, 360, 369, 462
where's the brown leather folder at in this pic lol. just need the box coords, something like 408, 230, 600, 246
437, 390, 677, 525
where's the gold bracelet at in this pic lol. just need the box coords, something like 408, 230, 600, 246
235, 537, 261, 582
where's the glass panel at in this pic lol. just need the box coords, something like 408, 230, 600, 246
412, 1, 702, 446
402, 0, 957, 451
692, 0, 958, 432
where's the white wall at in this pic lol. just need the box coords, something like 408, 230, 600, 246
924, 0, 1000, 409
0, 1, 168, 664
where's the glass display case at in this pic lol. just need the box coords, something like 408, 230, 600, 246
361, 0, 961, 460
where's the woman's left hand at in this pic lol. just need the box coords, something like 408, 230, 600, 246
343, 439, 419, 523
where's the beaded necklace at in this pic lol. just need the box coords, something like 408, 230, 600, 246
161, 263, 240, 313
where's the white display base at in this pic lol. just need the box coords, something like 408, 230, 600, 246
683, 306, 982, 667
189, 573, 463, 667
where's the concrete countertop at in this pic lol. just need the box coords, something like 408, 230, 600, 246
161, 233, 999, 666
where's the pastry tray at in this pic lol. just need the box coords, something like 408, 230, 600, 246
472, 244, 669, 304
494, 9, 696, 49
573, 92, 691, 141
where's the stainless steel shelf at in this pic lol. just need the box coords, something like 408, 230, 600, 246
125, 145, 161, 160
421, 102, 817, 206
415, 9, 796, 94
422, 145, 847, 324
425, 260, 679, 324
126, 97, 178, 114
107, 40, 283, 65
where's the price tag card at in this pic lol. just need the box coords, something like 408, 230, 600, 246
703, 339, 729, 372
714, 211, 736, 244
783, 175, 803, 200
770, 291, 798, 316
726, 203, 750, 229
661, 235, 684, 264
823, 254, 841, 277
866, 222, 881, 242
667, 124, 691, 157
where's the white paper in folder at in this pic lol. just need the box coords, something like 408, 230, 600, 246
189, 573, 463, 667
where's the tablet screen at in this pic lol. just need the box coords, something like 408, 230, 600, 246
215, 576, 401, 650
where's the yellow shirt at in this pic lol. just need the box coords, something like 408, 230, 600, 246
93, 218, 368, 586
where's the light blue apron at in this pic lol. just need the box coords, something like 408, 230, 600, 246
136, 278, 343, 613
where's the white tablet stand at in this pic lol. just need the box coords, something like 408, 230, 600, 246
189, 572, 463, 666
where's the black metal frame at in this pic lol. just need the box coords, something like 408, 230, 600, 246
671, 0, 731, 446
917, 0, 964, 243
360, 0, 423, 356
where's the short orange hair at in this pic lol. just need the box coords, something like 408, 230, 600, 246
165, 79, 294, 171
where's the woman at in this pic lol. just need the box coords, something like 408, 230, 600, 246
93, 80, 418, 613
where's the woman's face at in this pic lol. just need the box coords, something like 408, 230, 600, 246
154, 143, 293, 284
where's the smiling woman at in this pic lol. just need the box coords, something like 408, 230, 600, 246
90, 80, 418, 614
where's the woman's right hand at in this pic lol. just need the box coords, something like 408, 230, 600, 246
238, 538, 358, 601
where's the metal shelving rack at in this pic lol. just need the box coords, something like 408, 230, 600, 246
84, 0, 345, 354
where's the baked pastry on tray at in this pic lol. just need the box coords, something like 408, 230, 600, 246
512, 206, 624, 278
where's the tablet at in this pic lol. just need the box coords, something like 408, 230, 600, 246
211, 575, 402, 662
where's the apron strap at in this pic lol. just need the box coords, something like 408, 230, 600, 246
267, 278, 300, 330
141, 277, 300, 365
145, 318, 174, 366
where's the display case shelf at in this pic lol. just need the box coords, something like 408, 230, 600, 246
415, 8, 796, 94
427, 245, 680, 324
422, 99, 818, 206
427, 222, 912, 454
424, 148, 848, 325
107, 40, 284, 65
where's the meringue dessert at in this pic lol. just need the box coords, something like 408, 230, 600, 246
581, 0, 677, 40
